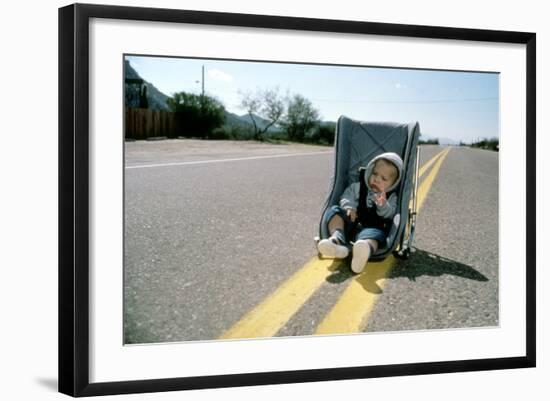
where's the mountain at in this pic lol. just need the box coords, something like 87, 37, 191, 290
125, 61, 141, 80
124, 60, 170, 110
437, 137, 459, 145
223, 112, 281, 133
419, 133, 458, 145
224, 111, 250, 128
239, 113, 280, 132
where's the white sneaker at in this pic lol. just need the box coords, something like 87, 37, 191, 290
351, 240, 371, 274
318, 238, 349, 259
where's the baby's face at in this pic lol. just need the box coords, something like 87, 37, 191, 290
368, 159, 397, 192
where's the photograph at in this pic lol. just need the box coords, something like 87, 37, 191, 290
123, 55, 500, 345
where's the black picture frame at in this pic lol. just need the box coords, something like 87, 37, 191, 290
59, 3, 536, 397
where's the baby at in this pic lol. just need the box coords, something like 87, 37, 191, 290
318, 152, 403, 273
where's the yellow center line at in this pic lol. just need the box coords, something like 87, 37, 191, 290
219, 258, 341, 339
314, 147, 451, 335
419, 147, 448, 179
417, 147, 451, 210
219, 147, 451, 340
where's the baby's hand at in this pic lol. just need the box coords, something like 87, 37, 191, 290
371, 182, 387, 206
374, 190, 387, 206
347, 209, 357, 223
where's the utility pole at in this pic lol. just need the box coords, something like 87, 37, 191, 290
201, 65, 205, 98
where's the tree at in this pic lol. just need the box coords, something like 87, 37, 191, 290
281, 94, 320, 142
167, 91, 225, 138
240, 87, 285, 140
139, 84, 149, 108
312, 122, 336, 145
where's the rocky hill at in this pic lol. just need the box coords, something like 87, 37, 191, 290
124, 60, 170, 111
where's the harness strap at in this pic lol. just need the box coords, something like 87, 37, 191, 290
357, 166, 391, 234
358, 167, 367, 225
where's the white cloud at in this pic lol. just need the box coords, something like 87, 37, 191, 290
208, 69, 234, 83
395, 82, 408, 89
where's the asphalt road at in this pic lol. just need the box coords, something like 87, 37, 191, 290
124, 140, 498, 344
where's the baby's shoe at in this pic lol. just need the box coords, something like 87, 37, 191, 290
318, 237, 349, 259
351, 240, 371, 274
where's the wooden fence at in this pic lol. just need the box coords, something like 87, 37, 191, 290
125, 108, 177, 140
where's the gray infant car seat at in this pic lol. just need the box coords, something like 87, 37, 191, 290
317, 115, 420, 260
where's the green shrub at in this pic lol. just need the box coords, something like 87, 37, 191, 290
315, 122, 336, 145
167, 92, 225, 138
470, 137, 499, 151
418, 138, 439, 145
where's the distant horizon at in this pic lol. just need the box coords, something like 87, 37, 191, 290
125, 55, 499, 143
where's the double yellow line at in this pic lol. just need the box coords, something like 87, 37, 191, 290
220, 147, 451, 340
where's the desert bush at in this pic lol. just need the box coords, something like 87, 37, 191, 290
470, 137, 499, 151
167, 92, 225, 138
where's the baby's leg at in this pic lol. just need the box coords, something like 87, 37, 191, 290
318, 212, 349, 259
351, 239, 378, 274
327, 214, 345, 234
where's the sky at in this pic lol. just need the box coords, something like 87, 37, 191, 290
125, 55, 499, 143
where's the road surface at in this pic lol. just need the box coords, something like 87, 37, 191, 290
124, 139, 498, 344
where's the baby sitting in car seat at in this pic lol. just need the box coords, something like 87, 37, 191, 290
317, 152, 403, 274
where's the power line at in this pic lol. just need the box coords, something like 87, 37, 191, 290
197, 86, 498, 105
301, 97, 499, 104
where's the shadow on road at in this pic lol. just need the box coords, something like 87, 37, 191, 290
324, 260, 354, 284
325, 248, 488, 294
389, 248, 489, 283
324, 258, 388, 294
